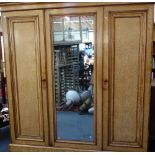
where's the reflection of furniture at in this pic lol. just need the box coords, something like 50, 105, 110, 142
149, 24, 155, 144
152, 42, 155, 86
0, 105, 9, 129
0, 30, 8, 128
54, 42, 80, 106
0, 109, 9, 128
0, 32, 6, 105
0, 116, 9, 128
79, 64, 93, 90
1, 3, 153, 152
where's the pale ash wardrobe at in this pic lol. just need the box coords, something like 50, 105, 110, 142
1, 3, 153, 152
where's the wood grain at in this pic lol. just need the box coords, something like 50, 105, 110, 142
9, 143, 97, 152
1, 2, 153, 152
0, 2, 149, 12
2, 10, 49, 146
103, 4, 153, 151
113, 17, 140, 143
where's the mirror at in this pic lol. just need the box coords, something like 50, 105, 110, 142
52, 15, 95, 142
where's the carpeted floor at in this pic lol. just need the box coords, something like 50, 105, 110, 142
57, 111, 94, 142
0, 125, 10, 152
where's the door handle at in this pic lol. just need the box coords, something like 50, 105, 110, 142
42, 76, 47, 88
41, 73, 46, 82
42, 78, 46, 82
103, 79, 108, 90
41, 74, 47, 88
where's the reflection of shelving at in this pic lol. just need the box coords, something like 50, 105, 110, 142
58, 62, 79, 67
54, 43, 80, 106
54, 41, 81, 47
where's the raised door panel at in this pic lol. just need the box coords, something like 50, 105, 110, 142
103, 4, 153, 151
2, 10, 49, 145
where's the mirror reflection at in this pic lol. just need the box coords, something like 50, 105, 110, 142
52, 15, 95, 142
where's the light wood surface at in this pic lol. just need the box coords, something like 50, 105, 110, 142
2, 10, 49, 146
103, 4, 153, 151
9, 143, 97, 152
1, 2, 153, 152
0, 2, 150, 12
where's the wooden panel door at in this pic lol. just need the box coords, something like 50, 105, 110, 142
103, 4, 153, 151
45, 7, 103, 151
2, 10, 49, 146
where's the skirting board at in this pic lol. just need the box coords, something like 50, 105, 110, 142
9, 144, 96, 152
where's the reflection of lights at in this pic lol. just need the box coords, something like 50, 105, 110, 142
64, 16, 70, 21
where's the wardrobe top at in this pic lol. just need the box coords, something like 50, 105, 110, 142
0, 2, 153, 12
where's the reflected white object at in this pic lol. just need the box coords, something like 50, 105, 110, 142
1, 36, 6, 77
1, 107, 8, 113
64, 16, 70, 21
88, 107, 94, 114
66, 90, 91, 106
66, 90, 80, 106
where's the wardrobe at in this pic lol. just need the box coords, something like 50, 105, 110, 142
1, 3, 153, 152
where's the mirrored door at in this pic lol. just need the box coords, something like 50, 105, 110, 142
53, 15, 95, 142
45, 7, 103, 150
